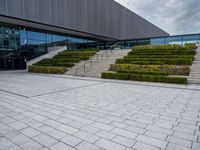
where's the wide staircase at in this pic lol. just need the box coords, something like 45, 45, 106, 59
66, 49, 131, 77
188, 46, 200, 84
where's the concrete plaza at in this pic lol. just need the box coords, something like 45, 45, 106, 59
0, 72, 199, 150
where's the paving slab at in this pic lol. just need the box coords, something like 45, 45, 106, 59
0, 73, 199, 150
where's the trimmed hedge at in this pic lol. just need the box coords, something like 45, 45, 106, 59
117, 70, 168, 76
28, 66, 67, 74
51, 58, 81, 62
129, 50, 196, 55
130, 74, 187, 84
132, 44, 196, 51
110, 64, 190, 76
53, 55, 90, 60
117, 60, 164, 65
33, 62, 75, 67
37, 58, 80, 63
101, 72, 187, 84
124, 55, 195, 60
116, 58, 193, 65
184, 43, 197, 50
102, 72, 129, 80
57, 51, 97, 57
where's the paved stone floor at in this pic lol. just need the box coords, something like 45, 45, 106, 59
0, 73, 200, 150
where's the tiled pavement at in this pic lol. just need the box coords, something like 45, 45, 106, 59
0, 73, 200, 150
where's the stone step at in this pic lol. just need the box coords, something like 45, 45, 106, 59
66, 49, 131, 77
188, 81, 200, 84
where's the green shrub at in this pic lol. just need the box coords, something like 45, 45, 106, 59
51, 58, 81, 62
116, 60, 164, 65
34, 62, 75, 67
124, 55, 195, 60
101, 72, 129, 80
110, 64, 190, 75
117, 70, 168, 76
132, 44, 196, 51
67, 48, 99, 51
184, 43, 196, 50
57, 51, 96, 57
101, 72, 187, 84
53, 55, 90, 60
38, 58, 80, 63
116, 58, 193, 65
28, 66, 67, 74
129, 50, 196, 55
130, 74, 187, 84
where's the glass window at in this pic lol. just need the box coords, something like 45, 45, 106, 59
20, 38, 28, 46
151, 38, 166, 45
71, 37, 83, 43
20, 30, 27, 39
27, 31, 46, 41
183, 35, 200, 44
52, 35, 69, 42
47, 34, 52, 42
124, 40, 136, 48
136, 39, 150, 45
28, 40, 46, 45
0, 38, 3, 48
166, 36, 182, 45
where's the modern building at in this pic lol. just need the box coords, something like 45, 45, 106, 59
0, 0, 200, 70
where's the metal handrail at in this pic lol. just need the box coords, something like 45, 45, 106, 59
75, 49, 113, 76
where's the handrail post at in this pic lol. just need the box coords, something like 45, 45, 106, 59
84, 64, 86, 73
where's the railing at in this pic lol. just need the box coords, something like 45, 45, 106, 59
75, 50, 113, 76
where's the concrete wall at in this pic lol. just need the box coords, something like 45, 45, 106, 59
0, 0, 169, 40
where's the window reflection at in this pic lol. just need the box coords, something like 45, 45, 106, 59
27, 31, 46, 41
151, 38, 166, 45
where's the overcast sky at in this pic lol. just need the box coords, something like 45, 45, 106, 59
115, 0, 200, 35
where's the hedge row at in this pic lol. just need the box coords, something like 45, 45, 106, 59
184, 43, 197, 50
132, 44, 196, 51
116, 58, 193, 65
28, 66, 67, 74
57, 51, 97, 57
102, 72, 187, 84
124, 55, 195, 60
129, 50, 196, 55
67, 48, 99, 51
34, 62, 75, 67
38, 58, 80, 63
53, 55, 90, 60
117, 70, 169, 76
117, 61, 164, 65
110, 64, 190, 76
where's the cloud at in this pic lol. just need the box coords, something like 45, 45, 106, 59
114, 0, 200, 35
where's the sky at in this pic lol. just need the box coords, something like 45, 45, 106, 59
115, 0, 200, 35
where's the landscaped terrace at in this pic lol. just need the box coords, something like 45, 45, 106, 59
102, 44, 197, 84
28, 48, 99, 74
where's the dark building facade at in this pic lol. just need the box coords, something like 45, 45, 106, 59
0, 0, 169, 70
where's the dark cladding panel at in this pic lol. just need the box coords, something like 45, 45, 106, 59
61, 0, 70, 27
77, 0, 87, 31
0, 0, 169, 40
0, 0, 6, 14
50, 0, 60, 26
38, 0, 51, 24
24, 0, 38, 21
7, 0, 23, 18
70, 0, 78, 30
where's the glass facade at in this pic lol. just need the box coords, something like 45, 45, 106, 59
1, 21, 200, 70
116, 34, 200, 49
0, 22, 98, 61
